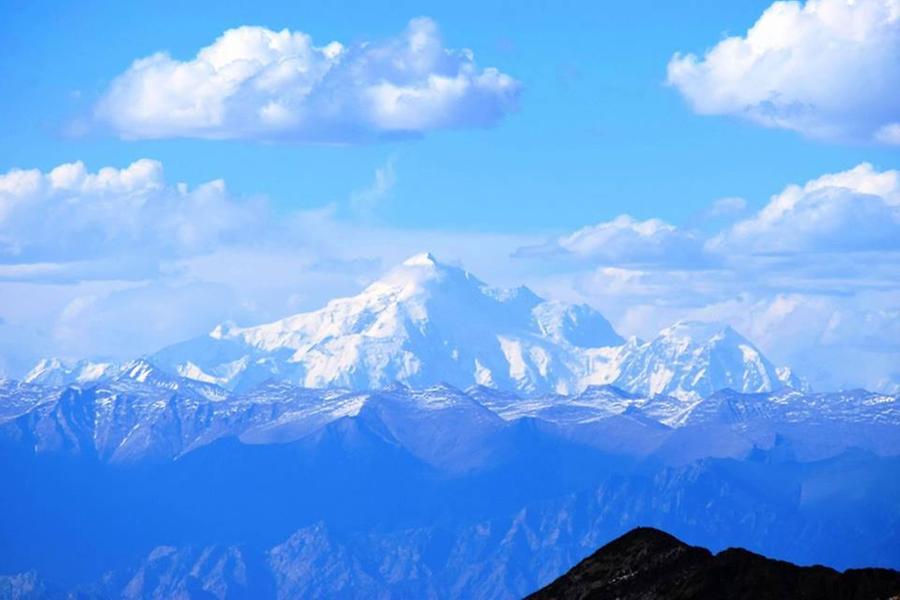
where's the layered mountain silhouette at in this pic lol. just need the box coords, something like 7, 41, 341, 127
2, 254, 898, 598
1, 370, 899, 597
529, 527, 900, 600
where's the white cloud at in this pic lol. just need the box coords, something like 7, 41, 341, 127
710, 163, 900, 254
94, 18, 520, 142
705, 196, 748, 218
667, 0, 900, 143
350, 159, 397, 216
516, 163, 900, 392
515, 215, 709, 268
51, 282, 242, 361
0, 159, 266, 267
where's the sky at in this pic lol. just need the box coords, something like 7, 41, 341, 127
1, 0, 899, 391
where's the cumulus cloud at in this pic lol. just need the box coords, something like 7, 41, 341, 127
522, 164, 900, 274
0, 159, 266, 267
710, 162, 900, 254
93, 18, 520, 142
667, 0, 900, 143
515, 215, 710, 268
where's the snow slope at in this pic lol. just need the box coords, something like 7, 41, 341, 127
150, 253, 623, 395
25, 253, 800, 400
585, 321, 805, 401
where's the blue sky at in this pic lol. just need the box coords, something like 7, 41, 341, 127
1, 0, 899, 391
3, 0, 896, 230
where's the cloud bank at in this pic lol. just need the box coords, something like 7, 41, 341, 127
517, 163, 900, 392
0, 158, 536, 374
94, 18, 520, 142
667, 0, 900, 143
515, 215, 709, 268
710, 162, 900, 254
0, 159, 265, 269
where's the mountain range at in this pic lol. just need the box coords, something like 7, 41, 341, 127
23, 252, 803, 401
1, 367, 898, 597
2, 252, 897, 598
4, 365, 897, 466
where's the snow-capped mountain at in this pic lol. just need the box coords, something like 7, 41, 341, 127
24, 358, 226, 401
584, 321, 806, 401
4, 371, 897, 465
150, 252, 624, 395
24, 358, 117, 387
23, 253, 800, 400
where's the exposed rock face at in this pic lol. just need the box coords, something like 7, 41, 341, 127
528, 527, 900, 600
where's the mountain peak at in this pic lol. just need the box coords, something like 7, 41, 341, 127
660, 320, 738, 341
528, 526, 900, 600
370, 252, 475, 296
24, 357, 116, 387
401, 251, 439, 267
119, 358, 162, 383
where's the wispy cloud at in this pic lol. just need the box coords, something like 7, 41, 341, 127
514, 215, 711, 269
350, 158, 397, 216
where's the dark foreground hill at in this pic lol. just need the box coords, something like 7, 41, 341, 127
527, 527, 900, 600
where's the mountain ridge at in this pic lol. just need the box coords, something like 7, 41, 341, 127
3, 372, 898, 465
22, 253, 801, 401
1, 373, 899, 597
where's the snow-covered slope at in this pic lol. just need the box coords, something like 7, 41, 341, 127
24, 253, 801, 399
150, 253, 624, 395
4, 374, 898, 465
23, 358, 226, 401
584, 321, 803, 401
24, 358, 117, 387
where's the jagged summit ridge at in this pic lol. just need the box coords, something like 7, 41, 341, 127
27, 253, 799, 399
148, 253, 625, 394
585, 319, 802, 401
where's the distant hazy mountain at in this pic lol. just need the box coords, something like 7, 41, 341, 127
4, 371, 897, 466
527, 527, 900, 600
24, 253, 801, 400
585, 320, 806, 401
